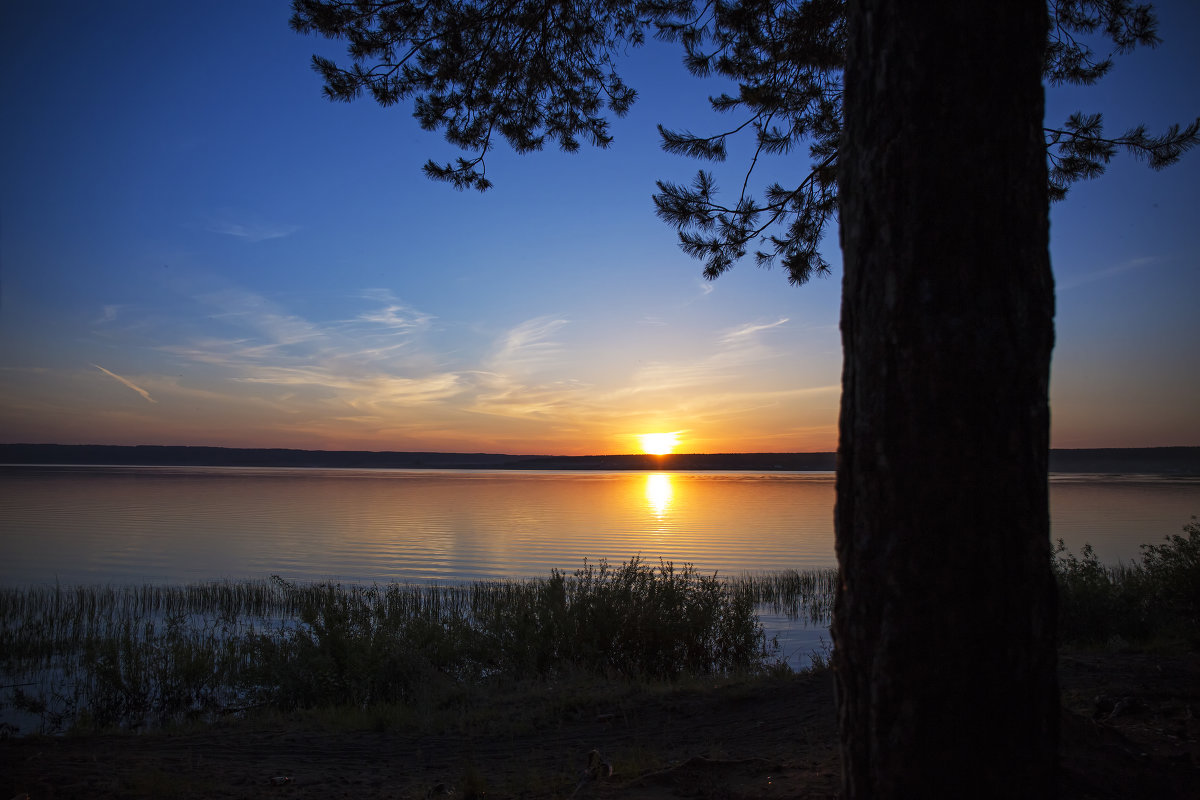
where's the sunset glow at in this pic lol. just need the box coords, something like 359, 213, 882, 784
0, 3, 1197, 454
639, 432, 680, 455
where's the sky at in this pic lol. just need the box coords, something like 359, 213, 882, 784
1, 2, 1197, 456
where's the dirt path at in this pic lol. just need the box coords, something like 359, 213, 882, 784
3, 654, 1196, 799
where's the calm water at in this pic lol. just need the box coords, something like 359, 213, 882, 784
1, 466, 1197, 587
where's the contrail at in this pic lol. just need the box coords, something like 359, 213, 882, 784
92, 364, 157, 404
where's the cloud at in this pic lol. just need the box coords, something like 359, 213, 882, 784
237, 367, 465, 406
96, 305, 123, 324
358, 303, 435, 331
468, 372, 591, 420
92, 364, 158, 403
344, 291, 436, 348
490, 315, 569, 375
130, 276, 821, 447
182, 288, 336, 368
678, 279, 717, 309
721, 317, 789, 343
208, 220, 300, 242
450, 316, 590, 420
152, 283, 474, 418
618, 317, 792, 396
1057, 256, 1159, 291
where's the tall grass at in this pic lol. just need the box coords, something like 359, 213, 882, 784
0, 558, 835, 734
7, 517, 1193, 735
730, 568, 838, 624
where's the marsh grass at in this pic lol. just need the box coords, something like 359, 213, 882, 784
0, 557, 835, 734
7, 520, 1194, 736
730, 568, 838, 624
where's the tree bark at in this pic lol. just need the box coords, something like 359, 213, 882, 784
834, 1, 1058, 796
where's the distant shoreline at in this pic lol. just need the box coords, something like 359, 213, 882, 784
2, 443, 1199, 474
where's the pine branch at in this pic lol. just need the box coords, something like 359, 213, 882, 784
295, 0, 1194, 285
658, 126, 729, 161
1045, 112, 1200, 198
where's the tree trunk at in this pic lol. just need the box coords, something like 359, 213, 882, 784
833, 1, 1058, 796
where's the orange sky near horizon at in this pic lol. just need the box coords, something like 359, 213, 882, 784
1, 3, 1198, 457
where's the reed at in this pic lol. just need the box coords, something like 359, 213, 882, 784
727, 568, 839, 624
0, 558, 836, 735
10, 519, 1193, 736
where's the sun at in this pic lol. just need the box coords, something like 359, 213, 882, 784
639, 432, 679, 455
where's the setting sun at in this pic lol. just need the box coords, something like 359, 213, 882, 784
639, 432, 679, 455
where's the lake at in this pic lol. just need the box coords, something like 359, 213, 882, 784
2, 465, 1196, 587
1, 465, 1197, 675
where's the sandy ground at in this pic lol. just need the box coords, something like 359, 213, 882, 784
3, 652, 1197, 799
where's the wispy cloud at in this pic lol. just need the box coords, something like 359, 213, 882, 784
151, 283, 474, 419
678, 279, 717, 310
721, 317, 789, 343
92, 364, 157, 403
208, 220, 300, 242
96, 305, 124, 324
453, 316, 587, 419
620, 317, 792, 396
117, 277, 820, 448
357, 303, 435, 331
468, 372, 590, 420
490, 315, 569, 375
1057, 256, 1159, 291
237, 367, 465, 406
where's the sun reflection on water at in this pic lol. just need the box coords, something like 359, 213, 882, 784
645, 473, 674, 518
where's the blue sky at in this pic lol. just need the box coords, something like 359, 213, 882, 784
1, 1, 1197, 455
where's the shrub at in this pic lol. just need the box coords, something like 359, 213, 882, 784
1135, 517, 1200, 641
1054, 517, 1200, 647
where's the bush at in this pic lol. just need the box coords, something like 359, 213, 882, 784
1054, 517, 1200, 647
1134, 517, 1200, 642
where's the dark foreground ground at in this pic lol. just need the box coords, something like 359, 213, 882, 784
3, 652, 1197, 799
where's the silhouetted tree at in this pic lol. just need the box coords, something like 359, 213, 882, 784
291, 1, 1196, 794
834, 1, 1057, 794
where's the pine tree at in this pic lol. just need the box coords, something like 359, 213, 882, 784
291, 1, 1196, 794
835, 1, 1057, 793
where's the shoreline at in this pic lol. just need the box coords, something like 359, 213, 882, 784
3, 444, 1200, 474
